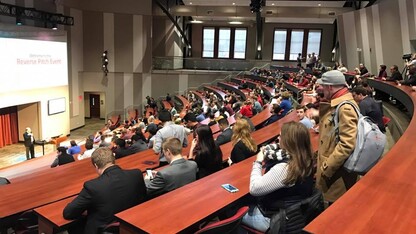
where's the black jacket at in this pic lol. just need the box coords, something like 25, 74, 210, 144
63, 165, 146, 234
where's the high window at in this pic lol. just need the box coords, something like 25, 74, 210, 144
272, 28, 322, 61
202, 28, 215, 58
272, 29, 287, 60
202, 27, 247, 59
234, 28, 247, 59
307, 30, 322, 56
289, 30, 304, 60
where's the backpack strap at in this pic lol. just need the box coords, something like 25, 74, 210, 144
333, 100, 360, 142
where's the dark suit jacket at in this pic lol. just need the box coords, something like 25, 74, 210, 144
146, 158, 197, 198
114, 147, 135, 159
23, 132, 34, 147
402, 74, 416, 86
386, 71, 403, 81
63, 165, 146, 234
215, 128, 233, 146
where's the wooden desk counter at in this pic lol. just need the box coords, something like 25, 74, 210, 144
217, 81, 250, 100
0, 149, 159, 220
116, 132, 319, 234
304, 80, 416, 233
34, 196, 75, 234
116, 156, 254, 234
204, 86, 227, 101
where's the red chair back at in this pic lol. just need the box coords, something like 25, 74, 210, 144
195, 206, 249, 234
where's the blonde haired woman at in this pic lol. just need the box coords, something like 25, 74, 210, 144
228, 119, 258, 165
242, 121, 315, 232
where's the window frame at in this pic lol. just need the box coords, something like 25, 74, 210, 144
306, 29, 323, 57
271, 28, 323, 62
202, 27, 216, 58
233, 28, 248, 60
201, 26, 248, 60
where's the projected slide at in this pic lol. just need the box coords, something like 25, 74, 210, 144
0, 38, 68, 93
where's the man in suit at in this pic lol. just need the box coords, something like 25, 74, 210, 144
215, 117, 233, 146
383, 65, 403, 81
50, 146, 75, 168
113, 138, 134, 159
23, 127, 35, 160
146, 137, 197, 198
63, 147, 146, 234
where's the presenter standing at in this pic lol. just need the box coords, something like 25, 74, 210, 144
23, 127, 35, 160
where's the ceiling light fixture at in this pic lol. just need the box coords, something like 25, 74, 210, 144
229, 21, 243, 25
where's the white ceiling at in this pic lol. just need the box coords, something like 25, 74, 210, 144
168, 0, 372, 24
182, 0, 351, 8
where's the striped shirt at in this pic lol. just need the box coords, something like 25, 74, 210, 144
249, 162, 290, 196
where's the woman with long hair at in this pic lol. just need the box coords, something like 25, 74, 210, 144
242, 121, 315, 232
188, 125, 223, 178
228, 119, 258, 165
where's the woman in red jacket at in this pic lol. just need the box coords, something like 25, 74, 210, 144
240, 100, 253, 118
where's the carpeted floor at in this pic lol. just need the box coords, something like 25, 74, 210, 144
0, 118, 104, 169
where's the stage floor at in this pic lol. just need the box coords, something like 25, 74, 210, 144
0, 118, 104, 170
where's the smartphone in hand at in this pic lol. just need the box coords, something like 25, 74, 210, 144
146, 169, 154, 180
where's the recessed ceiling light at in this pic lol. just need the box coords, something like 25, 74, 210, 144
318, 3, 321, 6
272, 3, 275, 6
232, 2, 235, 5
229, 21, 243, 25
191, 20, 203, 23
189, 2, 193, 5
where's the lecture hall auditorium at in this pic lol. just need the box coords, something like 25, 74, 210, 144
0, 0, 416, 233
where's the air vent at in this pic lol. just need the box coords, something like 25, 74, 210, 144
207, 10, 213, 15
266, 10, 273, 14
328, 11, 336, 16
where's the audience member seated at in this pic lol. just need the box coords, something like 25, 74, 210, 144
130, 134, 148, 153
51, 146, 75, 168
252, 96, 263, 115
99, 135, 110, 148
383, 65, 403, 81
234, 112, 255, 132
240, 100, 253, 118
337, 63, 348, 73
264, 106, 284, 127
114, 138, 134, 159
68, 140, 81, 155
359, 63, 370, 77
196, 108, 206, 122
93, 131, 102, 144
146, 137, 197, 198
78, 139, 95, 160
170, 106, 177, 117
296, 105, 314, 129
377, 64, 388, 79
183, 112, 204, 137
63, 147, 146, 234
106, 119, 117, 131
153, 110, 188, 165
215, 117, 233, 146
208, 113, 217, 127
279, 91, 293, 116
228, 119, 258, 166
241, 122, 314, 232
188, 126, 222, 179
400, 65, 416, 86
352, 86, 385, 132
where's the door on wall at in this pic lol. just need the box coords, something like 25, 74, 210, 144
89, 94, 100, 118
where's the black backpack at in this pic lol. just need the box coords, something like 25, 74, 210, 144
267, 188, 324, 233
